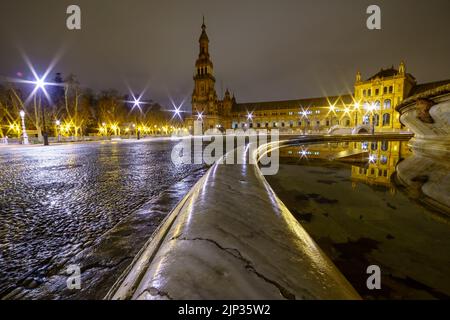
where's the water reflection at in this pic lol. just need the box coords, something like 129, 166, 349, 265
280, 140, 411, 188
269, 140, 450, 299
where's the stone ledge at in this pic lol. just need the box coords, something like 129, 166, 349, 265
106, 134, 411, 300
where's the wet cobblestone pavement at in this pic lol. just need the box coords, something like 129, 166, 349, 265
0, 140, 206, 299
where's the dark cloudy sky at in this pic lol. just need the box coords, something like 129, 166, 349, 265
0, 0, 449, 110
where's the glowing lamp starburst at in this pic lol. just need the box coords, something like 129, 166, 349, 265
171, 104, 183, 120
34, 77, 46, 90
299, 146, 309, 159
300, 107, 309, 119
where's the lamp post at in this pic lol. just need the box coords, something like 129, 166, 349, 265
132, 123, 139, 140
55, 120, 61, 142
372, 114, 375, 135
247, 112, 253, 129
19, 110, 29, 145
368, 103, 376, 135
353, 102, 360, 127
30, 76, 51, 145
35, 87, 49, 145
328, 104, 336, 132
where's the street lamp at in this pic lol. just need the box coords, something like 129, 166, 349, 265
19, 110, 29, 145
328, 104, 336, 130
300, 107, 309, 134
367, 103, 377, 135
125, 92, 147, 140
247, 112, 253, 128
30, 76, 51, 146
55, 120, 61, 142
353, 102, 360, 126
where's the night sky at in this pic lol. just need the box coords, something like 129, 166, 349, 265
0, 0, 449, 110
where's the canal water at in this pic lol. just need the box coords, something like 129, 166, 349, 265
0, 139, 207, 299
266, 140, 450, 299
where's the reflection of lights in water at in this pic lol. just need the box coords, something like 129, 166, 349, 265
362, 142, 368, 150
298, 146, 309, 159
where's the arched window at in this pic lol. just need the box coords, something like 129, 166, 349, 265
381, 140, 389, 151
371, 141, 378, 151
343, 118, 350, 126
363, 115, 370, 125
375, 100, 381, 109
384, 99, 391, 109
372, 113, 380, 126
382, 113, 391, 126
380, 156, 388, 165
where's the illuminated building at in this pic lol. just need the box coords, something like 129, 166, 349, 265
188, 20, 450, 133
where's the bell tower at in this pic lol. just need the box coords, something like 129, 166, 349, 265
192, 17, 218, 118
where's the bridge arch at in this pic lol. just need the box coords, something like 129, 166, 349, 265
352, 125, 371, 134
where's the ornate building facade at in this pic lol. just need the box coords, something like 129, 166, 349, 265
189, 20, 450, 134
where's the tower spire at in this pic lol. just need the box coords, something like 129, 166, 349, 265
201, 15, 206, 32
192, 15, 217, 119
